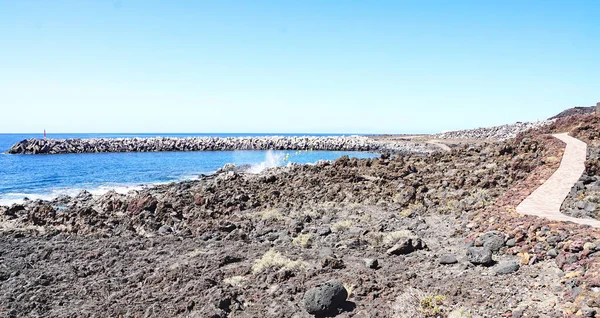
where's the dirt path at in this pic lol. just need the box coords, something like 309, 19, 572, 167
371, 135, 453, 152
426, 139, 452, 152
516, 133, 600, 227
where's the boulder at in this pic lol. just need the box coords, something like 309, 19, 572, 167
386, 238, 414, 255
439, 254, 458, 265
302, 280, 348, 315
466, 247, 493, 266
480, 231, 505, 252
494, 261, 520, 275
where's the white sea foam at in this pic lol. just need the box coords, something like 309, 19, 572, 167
0, 170, 220, 207
247, 150, 283, 174
0, 184, 145, 206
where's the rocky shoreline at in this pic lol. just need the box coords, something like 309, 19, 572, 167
6, 135, 437, 155
3, 113, 600, 317
0, 117, 595, 317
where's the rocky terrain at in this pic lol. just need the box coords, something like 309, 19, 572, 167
549, 106, 596, 120
3, 113, 600, 317
432, 120, 554, 141
560, 145, 600, 220
6, 135, 437, 155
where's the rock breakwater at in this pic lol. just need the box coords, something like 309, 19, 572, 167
6, 136, 436, 155
433, 120, 554, 140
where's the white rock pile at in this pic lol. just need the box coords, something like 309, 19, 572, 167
7, 136, 437, 155
432, 120, 554, 141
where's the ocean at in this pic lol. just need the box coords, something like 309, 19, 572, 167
0, 133, 376, 205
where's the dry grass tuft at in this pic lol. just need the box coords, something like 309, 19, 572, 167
392, 288, 448, 318
252, 249, 307, 274
251, 209, 284, 222
367, 230, 417, 248
223, 276, 247, 287
398, 203, 425, 218
331, 220, 353, 232
292, 233, 313, 248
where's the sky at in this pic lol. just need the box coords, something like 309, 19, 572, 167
0, 1, 598, 134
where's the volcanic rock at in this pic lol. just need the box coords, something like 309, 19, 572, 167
494, 261, 520, 275
466, 247, 493, 266
302, 280, 348, 315
439, 254, 458, 265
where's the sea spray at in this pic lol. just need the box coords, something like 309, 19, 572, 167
248, 150, 284, 174
0, 184, 145, 206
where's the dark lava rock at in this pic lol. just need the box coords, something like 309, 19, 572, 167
556, 252, 579, 269
5, 204, 25, 216
505, 238, 516, 247
466, 247, 493, 266
494, 261, 520, 275
582, 307, 597, 318
321, 256, 345, 269
219, 255, 243, 267
568, 240, 584, 253
547, 249, 558, 258
481, 231, 505, 252
439, 254, 458, 265
302, 280, 348, 315
411, 238, 427, 250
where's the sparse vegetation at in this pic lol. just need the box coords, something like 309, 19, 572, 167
545, 156, 560, 163
448, 307, 472, 318
366, 230, 416, 248
292, 233, 313, 248
223, 276, 247, 287
331, 220, 353, 232
251, 209, 283, 221
392, 288, 448, 318
584, 195, 600, 203
252, 249, 307, 274
399, 203, 425, 217
419, 295, 446, 316
437, 199, 460, 214
383, 230, 417, 246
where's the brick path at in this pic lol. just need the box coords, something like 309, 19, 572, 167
516, 133, 600, 227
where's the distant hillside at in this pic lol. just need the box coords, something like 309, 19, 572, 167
549, 106, 595, 119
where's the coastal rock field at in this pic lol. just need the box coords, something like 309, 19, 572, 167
2, 114, 600, 317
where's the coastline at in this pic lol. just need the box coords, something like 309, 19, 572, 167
0, 122, 586, 316
5, 116, 600, 316
0, 152, 373, 207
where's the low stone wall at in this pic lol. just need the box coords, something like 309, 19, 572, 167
6, 136, 435, 155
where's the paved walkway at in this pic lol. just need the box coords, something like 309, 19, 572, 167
516, 133, 600, 227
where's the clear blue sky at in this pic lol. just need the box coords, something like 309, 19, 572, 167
0, 1, 598, 134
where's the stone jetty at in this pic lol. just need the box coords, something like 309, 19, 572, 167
6, 136, 435, 154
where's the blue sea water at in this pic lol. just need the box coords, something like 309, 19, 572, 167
0, 133, 376, 205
